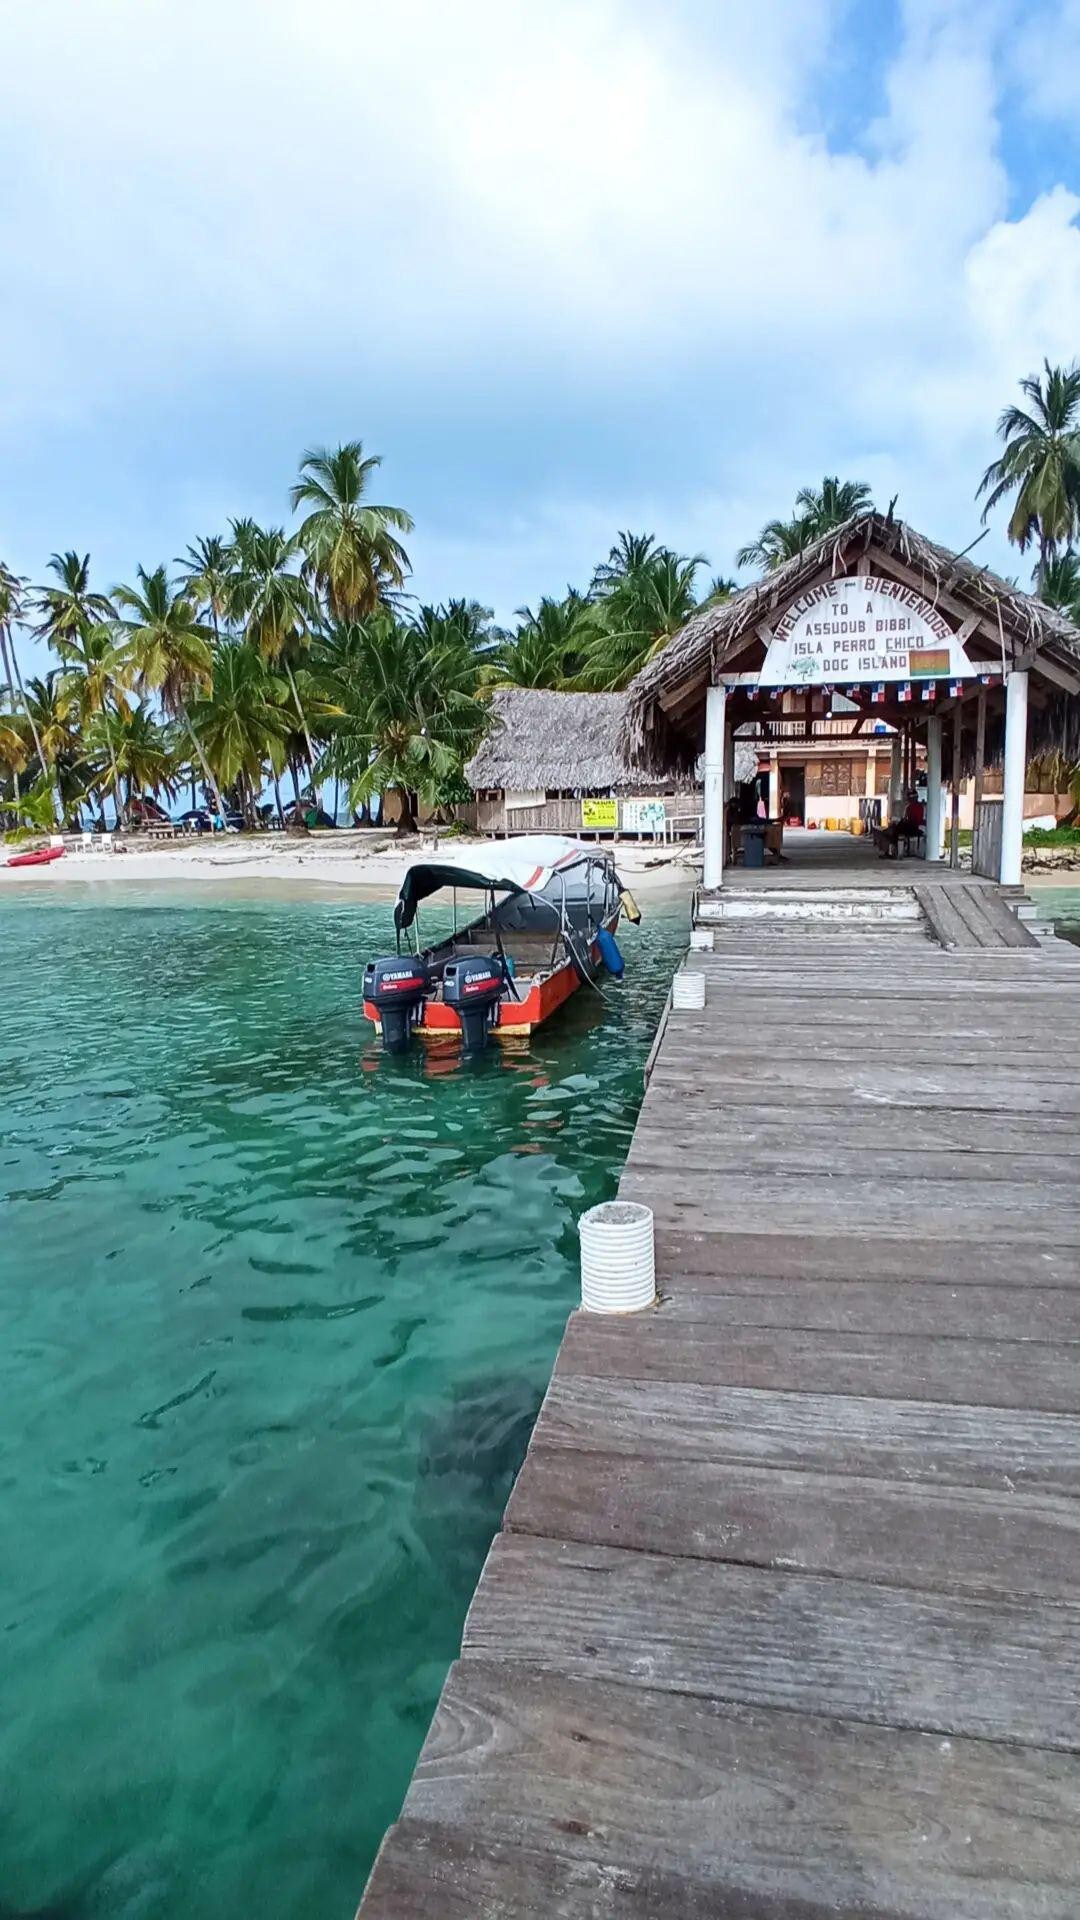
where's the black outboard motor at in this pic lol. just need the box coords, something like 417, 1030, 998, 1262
363, 955, 429, 1054
442, 956, 505, 1053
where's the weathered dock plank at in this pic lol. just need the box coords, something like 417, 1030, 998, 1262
358, 894, 1080, 1918
384, 1663, 1080, 1919
532, 1374, 1080, 1494
463, 1533, 1080, 1749
506, 1448, 1080, 1597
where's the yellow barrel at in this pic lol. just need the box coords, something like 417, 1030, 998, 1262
825, 816, 838, 831
850, 818, 864, 836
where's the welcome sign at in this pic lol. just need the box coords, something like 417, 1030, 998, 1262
758, 576, 977, 688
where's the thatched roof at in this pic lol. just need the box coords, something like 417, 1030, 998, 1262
622, 511, 1080, 775
466, 689, 675, 793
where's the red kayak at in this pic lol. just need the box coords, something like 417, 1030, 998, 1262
6, 846, 65, 869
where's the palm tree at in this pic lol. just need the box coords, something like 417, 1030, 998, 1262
84, 705, 178, 828
736, 477, 873, 574
1040, 549, 1080, 622
323, 611, 485, 833
290, 442, 414, 620
582, 547, 706, 690
794, 476, 873, 532
31, 551, 116, 656
735, 516, 817, 572
978, 360, 1080, 588
0, 561, 52, 813
188, 645, 291, 826
590, 532, 661, 595
114, 563, 228, 824
23, 672, 83, 823
225, 520, 322, 785
497, 592, 597, 688
176, 535, 232, 643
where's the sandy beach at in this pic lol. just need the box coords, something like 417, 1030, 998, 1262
0, 830, 700, 901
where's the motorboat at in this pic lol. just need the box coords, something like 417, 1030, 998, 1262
363, 835, 640, 1053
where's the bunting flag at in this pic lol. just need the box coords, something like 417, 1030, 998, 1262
871, 684, 886, 704
979, 672, 998, 685
897, 683, 913, 703
746, 686, 759, 701
920, 682, 937, 702
948, 679, 964, 698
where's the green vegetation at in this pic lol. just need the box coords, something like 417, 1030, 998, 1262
5, 448, 837, 832
2, 360, 1079, 836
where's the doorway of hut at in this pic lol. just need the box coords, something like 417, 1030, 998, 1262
782, 764, 805, 825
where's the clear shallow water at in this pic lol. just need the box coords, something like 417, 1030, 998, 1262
0, 885, 686, 1920
1039, 884, 1080, 945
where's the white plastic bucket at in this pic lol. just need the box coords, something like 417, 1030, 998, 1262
689, 929, 714, 951
579, 1200, 655, 1313
671, 968, 706, 1010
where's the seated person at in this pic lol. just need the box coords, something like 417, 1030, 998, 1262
876, 791, 925, 856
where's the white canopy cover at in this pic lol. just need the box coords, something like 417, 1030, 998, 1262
394, 836, 612, 929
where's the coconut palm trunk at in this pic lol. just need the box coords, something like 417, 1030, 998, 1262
179, 705, 228, 826
4, 625, 59, 824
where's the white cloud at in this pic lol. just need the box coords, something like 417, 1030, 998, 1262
1, 0, 1077, 605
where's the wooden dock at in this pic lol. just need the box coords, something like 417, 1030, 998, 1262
359, 880, 1080, 1918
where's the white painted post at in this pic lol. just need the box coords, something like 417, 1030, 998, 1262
768, 751, 780, 821
703, 683, 727, 891
1000, 669, 1029, 885
924, 717, 943, 861
889, 736, 903, 823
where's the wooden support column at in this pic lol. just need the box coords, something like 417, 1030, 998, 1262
889, 735, 903, 824
924, 716, 943, 863
973, 687, 987, 815
1000, 670, 1029, 886
949, 703, 962, 869
702, 683, 727, 891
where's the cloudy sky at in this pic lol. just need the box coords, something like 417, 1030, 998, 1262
2, 0, 1078, 652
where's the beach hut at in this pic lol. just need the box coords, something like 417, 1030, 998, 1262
621, 511, 1080, 885
464, 688, 699, 838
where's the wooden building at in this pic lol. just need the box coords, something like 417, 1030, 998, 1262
464, 688, 715, 837
622, 511, 1080, 884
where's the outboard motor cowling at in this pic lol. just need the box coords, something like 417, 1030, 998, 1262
363, 956, 429, 1053
442, 956, 505, 1053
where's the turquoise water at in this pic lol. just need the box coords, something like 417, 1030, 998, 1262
1039, 885, 1080, 945
0, 885, 686, 1919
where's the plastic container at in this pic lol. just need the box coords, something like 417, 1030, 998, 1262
579, 1200, 655, 1313
742, 822, 766, 868
672, 968, 705, 1010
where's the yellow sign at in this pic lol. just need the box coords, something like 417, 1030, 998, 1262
581, 797, 617, 830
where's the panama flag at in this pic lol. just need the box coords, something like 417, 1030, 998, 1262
898, 683, 913, 703
920, 682, 937, 702
979, 672, 997, 685
871, 683, 886, 704
948, 679, 964, 697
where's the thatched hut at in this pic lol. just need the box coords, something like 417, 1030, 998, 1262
619, 510, 1080, 884
464, 688, 703, 837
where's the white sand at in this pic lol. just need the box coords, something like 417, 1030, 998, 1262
0, 830, 699, 901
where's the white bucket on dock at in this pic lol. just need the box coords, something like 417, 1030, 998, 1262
579, 1201, 655, 1314
672, 967, 706, 1010
689, 929, 714, 951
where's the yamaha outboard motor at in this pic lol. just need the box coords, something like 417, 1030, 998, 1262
363, 956, 429, 1054
442, 956, 505, 1053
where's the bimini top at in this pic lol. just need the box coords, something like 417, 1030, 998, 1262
394, 835, 610, 930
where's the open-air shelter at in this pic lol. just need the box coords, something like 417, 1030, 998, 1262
621, 511, 1080, 888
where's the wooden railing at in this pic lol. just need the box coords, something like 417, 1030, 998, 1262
972, 798, 1003, 879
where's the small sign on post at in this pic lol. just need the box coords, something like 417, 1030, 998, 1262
581, 797, 617, 831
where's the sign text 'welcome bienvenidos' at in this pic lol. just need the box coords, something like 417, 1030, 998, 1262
758, 577, 977, 687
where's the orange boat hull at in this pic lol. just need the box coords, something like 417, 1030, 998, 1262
364, 923, 614, 1044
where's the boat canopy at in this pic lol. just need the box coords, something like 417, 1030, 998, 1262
394, 836, 612, 930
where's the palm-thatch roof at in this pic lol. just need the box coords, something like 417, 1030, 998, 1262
466, 689, 679, 793
621, 511, 1080, 775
